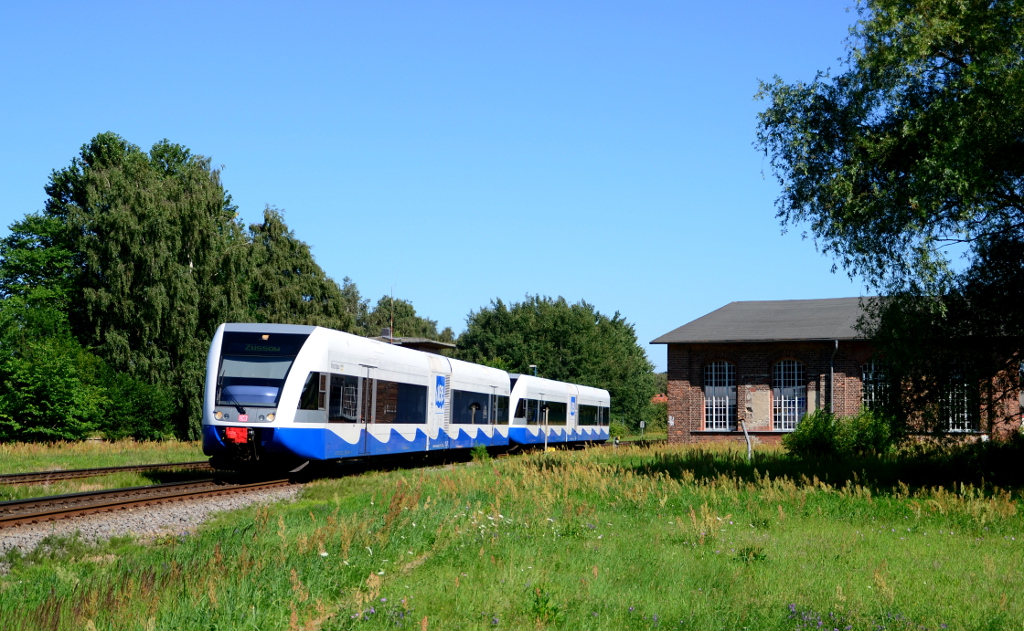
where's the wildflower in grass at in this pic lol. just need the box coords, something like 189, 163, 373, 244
491, 617, 499, 625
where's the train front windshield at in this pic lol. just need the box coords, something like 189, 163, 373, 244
217, 332, 310, 406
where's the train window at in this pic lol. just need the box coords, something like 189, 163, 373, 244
452, 390, 491, 425
329, 374, 360, 422
373, 380, 428, 424
600, 407, 611, 426
217, 332, 309, 406
494, 396, 509, 424
298, 372, 326, 410
375, 380, 399, 423
526, 399, 539, 425
578, 404, 598, 426
397, 383, 428, 423
542, 401, 567, 425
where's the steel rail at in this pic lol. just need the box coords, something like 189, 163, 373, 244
0, 478, 291, 529
0, 461, 212, 485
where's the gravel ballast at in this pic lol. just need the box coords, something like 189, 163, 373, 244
0, 485, 302, 559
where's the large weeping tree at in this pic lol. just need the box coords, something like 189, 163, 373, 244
756, 0, 1024, 425
246, 206, 357, 331
42, 132, 252, 437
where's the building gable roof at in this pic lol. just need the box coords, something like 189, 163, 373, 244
651, 297, 871, 344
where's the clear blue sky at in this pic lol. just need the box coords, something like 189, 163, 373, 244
0, 1, 865, 372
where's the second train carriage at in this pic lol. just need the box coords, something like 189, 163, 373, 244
507, 374, 611, 445
202, 323, 609, 468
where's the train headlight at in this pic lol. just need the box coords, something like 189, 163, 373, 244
214, 411, 223, 420
258, 415, 265, 421
267, 413, 276, 422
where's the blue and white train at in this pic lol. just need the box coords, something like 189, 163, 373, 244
202, 323, 611, 469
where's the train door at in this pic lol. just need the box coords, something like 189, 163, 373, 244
432, 373, 452, 449
357, 365, 376, 454
489, 385, 498, 432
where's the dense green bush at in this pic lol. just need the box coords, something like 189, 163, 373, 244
783, 409, 895, 459
608, 421, 629, 439
642, 401, 668, 432
98, 372, 176, 441
0, 331, 106, 442
0, 299, 176, 442
782, 410, 839, 458
835, 409, 895, 456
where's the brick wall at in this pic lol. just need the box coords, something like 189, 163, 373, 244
667, 340, 872, 445
666, 341, 1023, 444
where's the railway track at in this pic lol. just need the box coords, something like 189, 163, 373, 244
0, 461, 212, 485
0, 478, 291, 529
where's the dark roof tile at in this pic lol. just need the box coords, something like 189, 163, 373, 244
651, 297, 873, 344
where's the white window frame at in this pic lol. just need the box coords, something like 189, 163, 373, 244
861, 359, 888, 413
941, 364, 978, 433
703, 361, 736, 430
772, 360, 806, 431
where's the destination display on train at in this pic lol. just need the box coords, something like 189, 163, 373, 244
221, 332, 309, 356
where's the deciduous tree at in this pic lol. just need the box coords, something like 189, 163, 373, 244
456, 296, 656, 424
247, 206, 356, 331
756, 0, 1024, 422
359, 295, 454, 342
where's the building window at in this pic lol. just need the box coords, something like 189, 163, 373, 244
773, 360, 806, 431
941, 364, 978, 432
861, 360, 888, 413
704, 361, 736, 430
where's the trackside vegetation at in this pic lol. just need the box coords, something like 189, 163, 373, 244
0, 440, 204, 475
2, 444, 1023, 630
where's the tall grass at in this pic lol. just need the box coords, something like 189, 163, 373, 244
2, 443, 1023, 629
0, 440, 203, 474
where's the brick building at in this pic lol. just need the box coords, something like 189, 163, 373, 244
650, 298, 1022, 445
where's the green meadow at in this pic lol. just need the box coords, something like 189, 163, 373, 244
2, 443, 1023, 630
0, 441, 204, 475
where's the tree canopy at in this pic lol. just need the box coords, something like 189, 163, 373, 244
246, 206, 356, 331
0, 132, 363, 439
756, 0, 1024, 411
455, 295, 657, 423
358, 295, 455, 342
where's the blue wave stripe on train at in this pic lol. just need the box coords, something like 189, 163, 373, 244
205, 423, 609, 462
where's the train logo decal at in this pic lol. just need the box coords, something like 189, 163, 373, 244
570, 396, 577, 418
435, 376, 446, 410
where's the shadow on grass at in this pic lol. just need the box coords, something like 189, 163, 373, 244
622, 436, 1024, 495
138, 469, 220, 484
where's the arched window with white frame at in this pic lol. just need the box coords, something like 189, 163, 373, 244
704, 361, 736, 430
773, 360, 806, 431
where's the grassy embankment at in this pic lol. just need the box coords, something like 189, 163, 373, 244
2, 443, 1023, 630
0, 440, 205, 474
0, 441, 207, 501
